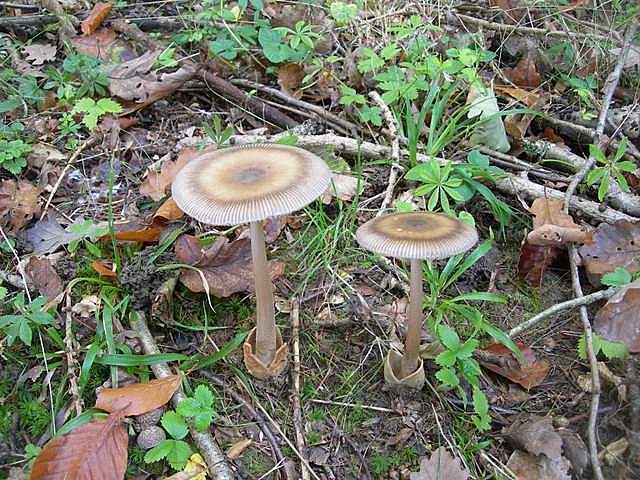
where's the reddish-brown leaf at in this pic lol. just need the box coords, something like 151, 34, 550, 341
0, 179, 41, 234
278, 63, 304, 99
81, 3, 113, 35
153, 197, 184, 223
139, 148, 202, 201
95, 375, 181, 416
517, 240, 562, 286
92, 260, 117, 277
527, 198, 591, 246
177, 236, 285, 297
595, 280, 640, 352
504, 56, 543, 89
578, 220, 640, 286
480, 342, 550, 389
71, 28, 136, 61
175, 234, 204, 265
30, 411, 127, 480
494, 85, 544, 108
25, 256, 64, 301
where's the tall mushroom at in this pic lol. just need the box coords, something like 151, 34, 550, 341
356, 212, 478, 389
172, 144, 331, 379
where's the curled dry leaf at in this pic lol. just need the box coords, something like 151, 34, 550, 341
111, 197, 184, 243
578, 220, 640, 286
503, 415, 563, 459
517, 240, 562, 286
594, 279, 640, 352
81, 2, 113, 35
479, 342, 549, 389
22, 44, 57, 65
321, 173, 361, 204
175, 235, 285, 297
140, 149, 203, 201
25, 256, 64, 301
506, 450, 571, 480
0, 179, 41, 234
92, 260, 117, 277
527, 198, 591, 246
226, 438, 253, 459
30, 411, 128, 480
278, 63, 305, 98
409, 446, 469, 480
504, 56, 543, 89
71, 28, 136, 62
95, 374, 182, 416
494, 85, 545, 109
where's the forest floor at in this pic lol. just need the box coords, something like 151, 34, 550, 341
1, 1, 640, 479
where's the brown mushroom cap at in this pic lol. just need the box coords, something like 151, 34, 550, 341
356, 212, 478, 259
172, 144, 331, 225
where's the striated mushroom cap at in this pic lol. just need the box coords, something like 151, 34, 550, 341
356, 212, 478, 260
172, 144, 331, 225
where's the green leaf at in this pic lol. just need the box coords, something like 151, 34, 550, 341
166, 440, 192, 470
357, 48, 384, 73
435, 367, 459, 387
193, 385, 214, 408
144, 439, 174, 463
329, 2, 358, 26
597, 173, 610, 201
601, 268, 632, 287
18, 319, 32, 346
435, 349, 457, 367
193, 411, 214, 431
586, 167, 607, 186
457, 339, 478, 359
601, 339, 627, 360
616, 160, 636, 172
94, 353, 187, 366
176, 398, 200, 417
191, 331, 247, 370
613, 136, 628, 163
588, 144, 607, 164
437, 325, 460, 350
161, 411, 189, 440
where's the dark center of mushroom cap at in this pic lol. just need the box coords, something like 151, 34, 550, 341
233, 166, 269, 184
377, 212, 460, 241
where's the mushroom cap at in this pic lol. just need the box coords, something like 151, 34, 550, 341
356, 212, 478, 260
172, 144, 332, 225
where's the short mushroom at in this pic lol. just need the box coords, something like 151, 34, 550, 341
172, 144, 331, 379
356, 212, 478, 389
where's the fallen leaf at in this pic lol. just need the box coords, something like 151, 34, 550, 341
321, 173, 361, 204
71, 295, 101, 318
27, 143, 66, 169
26, 216, 107, 254
504, 56, 543, 89
154, 197, 184, 222
140, 149, 202, 201
600, 437, 628, 466
176, 235, 285, 297
409, 446, 469, 480
557, 429, 588, 477
504, 415, 563, 459
226, 438, 253, 459
92, 260, 117, 277
25, 256, 64, 301
611, 45, 640, 70
111, 197, 184, 244
95, 375, 182, 416
506, 450, 571, 480
174, 234, 203, 265
0, 180, 41, 233
494, 85, 544, 108
517, 240, 562, 286
278, 63, 304, 98
30, 411, 128, 480
527, 197, 591, 246
480, 342, 550, 389
22, 44, 57, 65
108, 50, 196, 109
594, 279, 640, 352
71, 28, 136, 62
81, 2, 113, 35
578, 220, 640, 286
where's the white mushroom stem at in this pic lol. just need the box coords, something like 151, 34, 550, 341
401, 258, 423, 378
250, 220, 277, 365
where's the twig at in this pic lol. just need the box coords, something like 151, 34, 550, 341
64, 293, 84, 416
199, 372, 295, 480
310, 398, 397, 413
0, 2, 39, 9
41, 135, 99, 220
369, 91, 402, 216
328, 415, 373, 480
508, 287, 618, 338
129, 311, 235, 480
289, 299, 310, 480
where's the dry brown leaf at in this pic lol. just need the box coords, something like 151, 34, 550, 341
578, 220, 640, 286
480, 342, 549, 389
81, 2, 113, 35
409, 446, 469, 480
95, 375, 182, 416
504, 415, 563, 459
154, 197, 184, 222
22, 44, 57, 65
527, 197, 591, 246
30, 411, 128, 480
504, 56, 543, 89
0, 180, 41, 233
226, 438, 253, 459
71, 28, 136, 62
321, 173, 361, 204
92, 260, 117, 277
594, 279, 640, 352
139, 149, 202, 201
506, 450, 571, 480
517, 240, 562, 286
176, 235, 285, 297
278, 63, 304, 98
25, 256, 64, 301
494, 85, 544, 108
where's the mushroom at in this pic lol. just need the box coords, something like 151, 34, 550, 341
172, 144, 331, 379
356, 212, 478, 389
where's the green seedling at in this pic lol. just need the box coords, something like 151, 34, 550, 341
72, 97, 123, 130
586, 137, 635, 202
144, 411, 193, 470
0, 293, 55, 346
176, 385, 216, 432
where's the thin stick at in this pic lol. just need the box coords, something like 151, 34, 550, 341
290, 299, 311, 480
369, 91, 402, 216
309, 398, 397, 413
64, 293, 84, 416
129, 311, 234, 480
328, 415, 372, 480
508, 287, 618, 338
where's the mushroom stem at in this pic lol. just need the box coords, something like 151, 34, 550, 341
401, 258, 423, 378
249, 220, 277, 365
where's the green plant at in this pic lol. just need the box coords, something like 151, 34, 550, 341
578, 334, 627, 361
144, 410, 193, 470
67, 219, 109, 254
176, 385, 216, 431
586, 137, 635, 202
406, 159, 465, 213
329, 2, 358, 26
45, 54, 110, 103
202, 117, 233, 147
72, 97, 123, 130
562, 75, 597, 118
0, 293, 55, 346
0, 122, 32, 174
274, 20, 322, 52
371, 453, 402, 477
